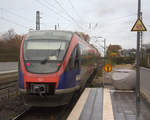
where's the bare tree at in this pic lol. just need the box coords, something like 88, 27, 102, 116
0, 29, 16, 41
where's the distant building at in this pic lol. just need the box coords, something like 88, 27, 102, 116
121, 49, 136, 57
107, 44, 122, 57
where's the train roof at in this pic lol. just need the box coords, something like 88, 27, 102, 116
26, 30, 73, 41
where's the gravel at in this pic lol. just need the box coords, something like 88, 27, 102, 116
0, 95, 28, 120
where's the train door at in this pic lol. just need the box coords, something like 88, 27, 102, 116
64, 45, 81, 88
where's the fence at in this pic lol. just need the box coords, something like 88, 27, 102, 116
140, 67, 150, 103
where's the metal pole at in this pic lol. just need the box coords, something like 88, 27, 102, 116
55, 25, 57, 30
36, 11, 40, 30
136, 0, 141, 105
94, 36, 106, 87
103, 39, 106, 87
140, 12, 143, 60
58, 23, 59, 29
104, 39, 106, 59
140, 12, 143, 49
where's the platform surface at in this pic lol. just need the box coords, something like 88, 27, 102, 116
68, 88, 150, 120
111, 90, 150, 120
79, 88, 103, 120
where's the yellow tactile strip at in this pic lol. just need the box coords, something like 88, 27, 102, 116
103, 88, 114, 120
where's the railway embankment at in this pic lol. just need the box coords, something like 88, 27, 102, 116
90, 64, 134, 87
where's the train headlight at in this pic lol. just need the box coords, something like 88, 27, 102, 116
26, 62, 30, 67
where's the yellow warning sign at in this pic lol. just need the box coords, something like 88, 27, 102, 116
131, 18, 147, 31
104, 64, 112, 72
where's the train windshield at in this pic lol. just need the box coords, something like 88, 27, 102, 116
24, 39, 68, 61
23, 39, 69, 74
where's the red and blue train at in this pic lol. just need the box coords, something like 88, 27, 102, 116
18, 30, 100, 106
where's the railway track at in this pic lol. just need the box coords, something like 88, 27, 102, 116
11, 91, 82, 120
12, 108, 31, 120
0, 64, 102, 120
0, 71, 18, 102
0, 70, 18, 85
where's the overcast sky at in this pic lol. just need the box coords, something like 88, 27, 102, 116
0, 0, 150, 52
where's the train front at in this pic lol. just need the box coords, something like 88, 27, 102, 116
18, 30, 75, 107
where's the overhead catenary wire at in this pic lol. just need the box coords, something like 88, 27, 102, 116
36, 0, 84, 30
43, 0, 60, 12
85, 14, 137, 33
0, 17, 28, 28
4, 7, 136, 29
60, 14, 137, 26
57, 0, 85, 31
66, 0, 81, 18
64, 0, 85, 30
0, 5, 139, 34
40, 0, 73, 28
1, 8, 52, 29
84, 13, 136, 26
4, 9, 34, 23
53, 0, 85, 31
35, 0, 86, 32
101, 13, 136, 23
35, 0, 73, 23
0, 11, 135, 32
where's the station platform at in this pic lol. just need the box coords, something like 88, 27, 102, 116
67, 87, 150, 120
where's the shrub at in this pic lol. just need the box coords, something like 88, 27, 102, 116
111, 57, 135, 64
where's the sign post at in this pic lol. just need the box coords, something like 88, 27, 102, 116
131, 0, 147, 112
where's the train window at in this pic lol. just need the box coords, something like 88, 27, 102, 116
66, 50, 74, 71
69, 52, 74, 70
66, 45, 80, 71
75, 45, 80, 69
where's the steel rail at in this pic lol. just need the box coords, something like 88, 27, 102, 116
0, 81, 17, 90
0, 70, 18, 75
0, 70, 18, 85
11, 108, 31, 120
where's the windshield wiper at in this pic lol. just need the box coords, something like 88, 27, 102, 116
57, 42, 62, 59
40, 58, 48, 64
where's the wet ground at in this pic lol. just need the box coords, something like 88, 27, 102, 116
111, 91, 150, 120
